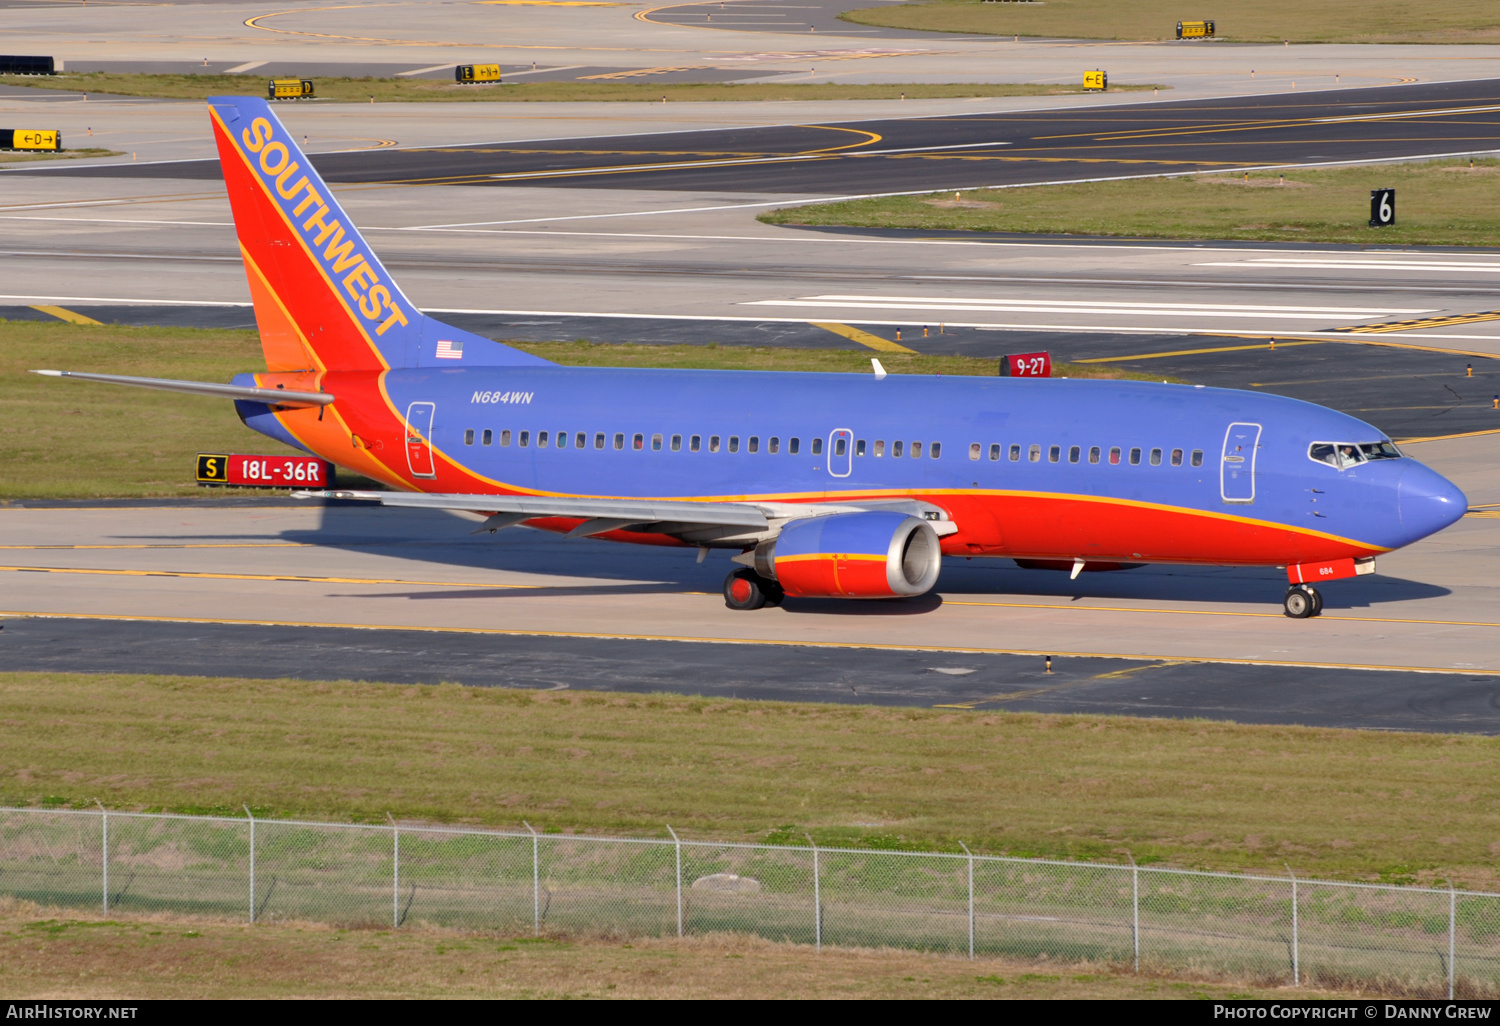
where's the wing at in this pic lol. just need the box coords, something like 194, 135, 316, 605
299, 490, 957, 541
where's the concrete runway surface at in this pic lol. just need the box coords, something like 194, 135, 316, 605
1, 432, 1497, 730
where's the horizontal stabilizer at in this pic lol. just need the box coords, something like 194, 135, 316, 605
32, 369, 334, 407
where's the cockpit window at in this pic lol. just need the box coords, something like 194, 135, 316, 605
1309, 440, 1402, 469
1359, 441, 1403, 461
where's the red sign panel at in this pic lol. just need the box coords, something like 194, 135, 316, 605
1287, 557, 1356, 585
1000, 352, 1051, 377
197, 453, 333, 488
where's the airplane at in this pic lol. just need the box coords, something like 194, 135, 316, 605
34, 96, 1469, 619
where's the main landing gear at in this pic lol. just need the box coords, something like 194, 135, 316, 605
724, 568, 784, 611
1283, 584, 1324, 619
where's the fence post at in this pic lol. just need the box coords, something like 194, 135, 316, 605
1287, 865, 1299, 986
958, 841, 974, 960
524, 821, 540, 937
387, 813, 399, 930
94, 800, 107, 914
244, 804, 256, 924
1448, 879, 1456, 1000
1128, 852, 1139, 972
667, 825, 683, 938
806, 833, 821, 952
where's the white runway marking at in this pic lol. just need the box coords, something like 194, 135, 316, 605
747, 294, 1429, 321
1202, 258, 1500, 274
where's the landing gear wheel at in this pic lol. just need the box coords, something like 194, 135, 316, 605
724, 568, 773, 611
1307, 586, 1323, 617
1283, 586, 1318, 619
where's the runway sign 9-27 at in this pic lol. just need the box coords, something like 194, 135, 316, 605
197, 453, 334, 488
1369, 188, 1396, 227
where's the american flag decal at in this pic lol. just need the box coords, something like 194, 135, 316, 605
435, 339, 464, 360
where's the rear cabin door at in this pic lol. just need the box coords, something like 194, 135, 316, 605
1220, 422, 1261, 503
828, 428, 852, 478
404, 401, 437, 479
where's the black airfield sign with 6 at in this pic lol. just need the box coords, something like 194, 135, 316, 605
1370, 188, 1396, 227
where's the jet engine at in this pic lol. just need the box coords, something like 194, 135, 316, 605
750, 511, 941, 599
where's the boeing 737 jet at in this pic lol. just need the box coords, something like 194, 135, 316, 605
35, 97, 1469, 618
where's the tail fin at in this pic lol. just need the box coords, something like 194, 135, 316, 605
207, 95, 550, 373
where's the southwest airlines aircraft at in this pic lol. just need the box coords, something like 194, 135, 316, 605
37, 97, 1469, 618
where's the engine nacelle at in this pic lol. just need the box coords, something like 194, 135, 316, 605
752, 511, 941, 599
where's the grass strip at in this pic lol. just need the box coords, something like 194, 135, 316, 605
841, 0, 1500, 43
761, 160, 1500, 247
1, 320, 1144, 499
0, 73, 1158, 104
0, 670, 1496, 888
0, 901, 1297, 999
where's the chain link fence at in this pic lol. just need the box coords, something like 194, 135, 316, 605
1, 805, 1496, 995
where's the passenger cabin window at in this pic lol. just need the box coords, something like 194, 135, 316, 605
595, 433, 605, 449
970, 443, 982, 461
931, 442, 941, 459
614, 433, 624, 450
989, 444, 1001, 461
1109, 447, 1120, 465
1069, 446, 1080, 464
690, 435, 701, 452
811, 438, 823, 456
710, 436, 720, 453
1191, 449, 1203, 467
875, 440, 885, 457
671, 434, 682, 452
857, 440, 867, 457
1089, 446, 1100, 464
749, 436, 759, 454
633, 433, 644, 450
1129, 447, 1142, 466
576, 432, 586, 449
911, 441, 922, 459
729, 436, 739, 453
500, 430, 511, 447
892, 440, 903, 458
1171, 448, 1183, 466
482, 429, 492, 446
1028, 445, 1040, 463
770, 437, 780, 454
834, 437, 846, 457
538, 431, 548, 448
1009, 445, 1021, 462
1150, 448, 1162, 466
789, 437, 800, 455
464, 429, 475, 445
519, 431, 530, 447
1048, 445, 1060, 463
652, 433, 663, 451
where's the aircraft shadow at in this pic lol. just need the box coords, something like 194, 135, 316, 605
282, 505, 1449, 613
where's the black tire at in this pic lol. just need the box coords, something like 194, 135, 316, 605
1308, 587, 1324, 617
1283, 587, 1314, 619
724, 569, 768, 611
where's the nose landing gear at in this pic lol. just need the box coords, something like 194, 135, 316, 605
724, 568, 784, 611
1283, 584, 1323, 619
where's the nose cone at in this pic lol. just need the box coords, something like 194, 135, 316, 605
1398, 462, 1468, 543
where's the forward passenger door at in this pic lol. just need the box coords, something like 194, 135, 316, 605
1220, 422, 1261, 503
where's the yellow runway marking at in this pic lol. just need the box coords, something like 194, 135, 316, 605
1074, 340, 1324, 363
812, 321, 915, 353
1336, 310, 1500, 334
0, 565, 542, 589
944, 598, 1500, 630
2, 609, 1496, 677
30, 305, 101, 325
1399, 428, 1500, 444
